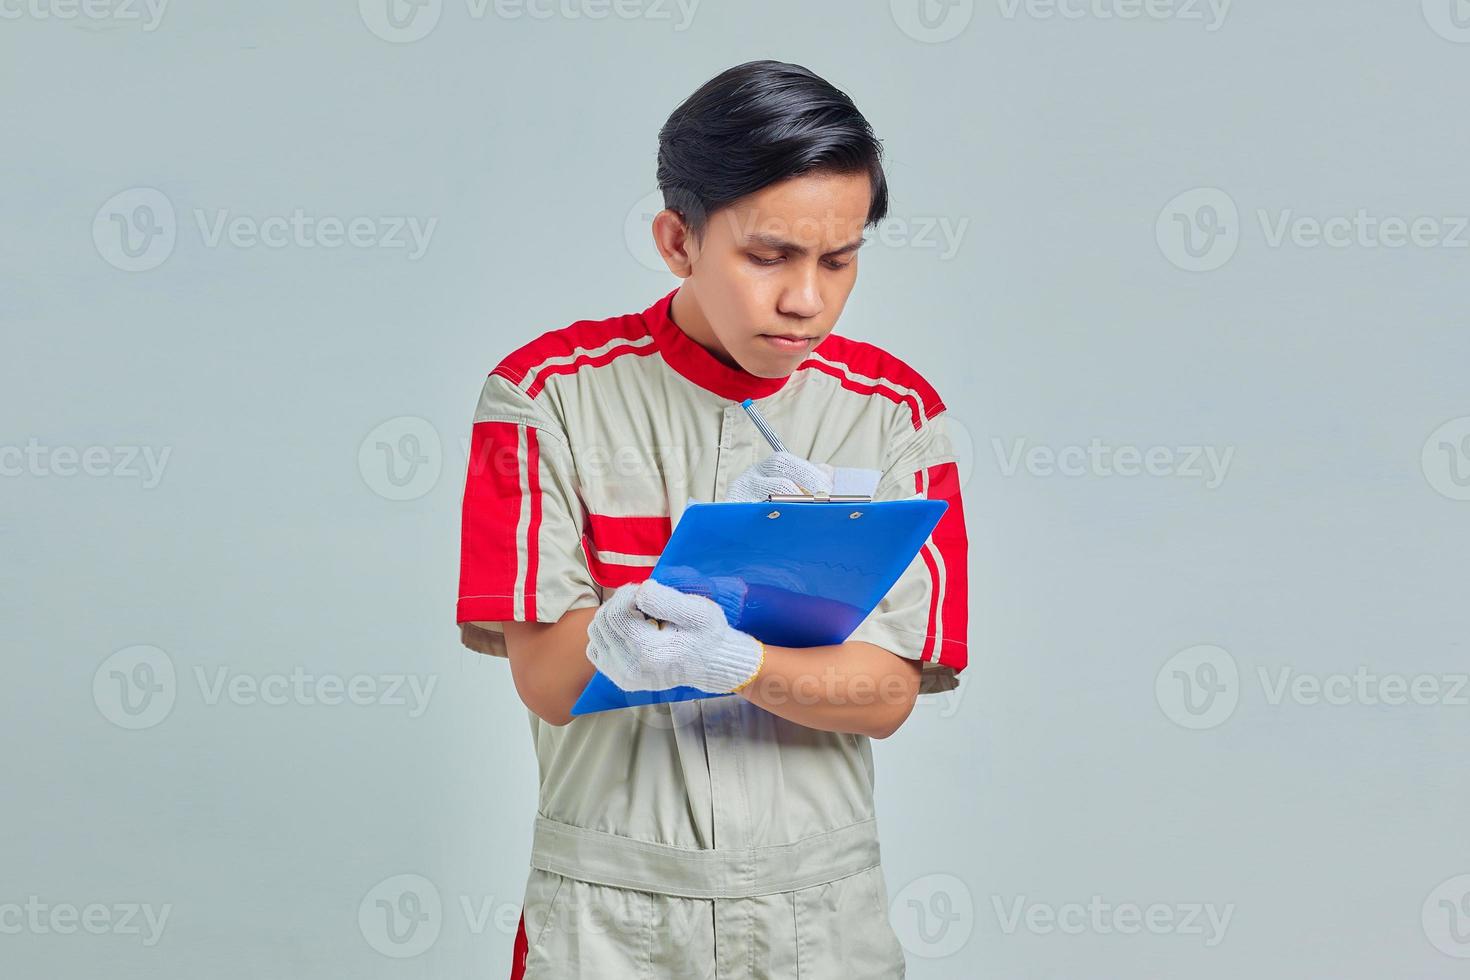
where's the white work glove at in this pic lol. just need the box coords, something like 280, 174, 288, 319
724, 452, 882, 501
586, 579, 766, 694
725, 451, 835, 502
656, 564, 750, 625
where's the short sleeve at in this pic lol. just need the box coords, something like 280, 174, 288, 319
455, 372, 600, 659
845, 411, 971, 695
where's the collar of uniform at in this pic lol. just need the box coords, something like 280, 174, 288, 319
645, 287, 794, 402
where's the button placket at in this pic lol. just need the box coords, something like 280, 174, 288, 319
712, 405, 735, 500
705, 404, 755, 857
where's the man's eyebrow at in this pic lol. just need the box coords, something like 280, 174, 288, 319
743, 232, 868, 257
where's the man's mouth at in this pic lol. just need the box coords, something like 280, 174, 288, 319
759, 334, 817, 351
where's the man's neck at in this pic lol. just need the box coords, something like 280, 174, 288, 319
670, 285, 741, 372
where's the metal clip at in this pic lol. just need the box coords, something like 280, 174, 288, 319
764, 492, 874, 503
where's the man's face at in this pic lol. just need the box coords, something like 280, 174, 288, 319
671, 170, 871, 377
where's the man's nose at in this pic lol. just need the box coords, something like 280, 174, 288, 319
776, 268, 823, 320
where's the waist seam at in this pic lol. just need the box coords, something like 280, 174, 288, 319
529, 816, 882, 899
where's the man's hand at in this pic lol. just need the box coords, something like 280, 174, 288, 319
586, 579, 765, 694
656, 564, 750, 625
725, 451, 835, 501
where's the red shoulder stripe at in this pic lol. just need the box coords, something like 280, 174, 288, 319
799, 334, 946, 430
490, 312, 654, 399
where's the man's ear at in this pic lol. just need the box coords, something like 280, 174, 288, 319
651, 208, 696, 276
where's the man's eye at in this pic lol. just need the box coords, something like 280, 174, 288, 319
825, 260, 853, 271
749, 254, 783, 266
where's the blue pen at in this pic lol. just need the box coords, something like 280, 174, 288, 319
739, 398, 786, 454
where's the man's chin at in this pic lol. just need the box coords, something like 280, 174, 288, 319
739, 352, 803, 378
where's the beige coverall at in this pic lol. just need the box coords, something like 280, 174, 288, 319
455, 288, 970, 978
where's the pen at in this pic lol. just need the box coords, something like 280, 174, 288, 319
739, 398, 786, 454
738, 399, 872, 503
741, 398, 824, 497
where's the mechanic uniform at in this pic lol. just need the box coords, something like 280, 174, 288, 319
455, 287, 969, 979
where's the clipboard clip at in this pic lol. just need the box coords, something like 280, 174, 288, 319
765, 491, 874, 503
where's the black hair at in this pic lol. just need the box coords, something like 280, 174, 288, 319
656, 60, 889, 240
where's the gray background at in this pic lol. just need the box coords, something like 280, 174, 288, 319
4, 1, 1469, 976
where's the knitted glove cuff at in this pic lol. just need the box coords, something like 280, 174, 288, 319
727, 639, 766, 694
701, 627, 765, 694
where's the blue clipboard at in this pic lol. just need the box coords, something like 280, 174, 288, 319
570, 494, 947, 716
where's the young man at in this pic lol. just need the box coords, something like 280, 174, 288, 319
456, 60, 969, 979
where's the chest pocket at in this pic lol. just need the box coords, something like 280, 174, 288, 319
579, 512, 672, 588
